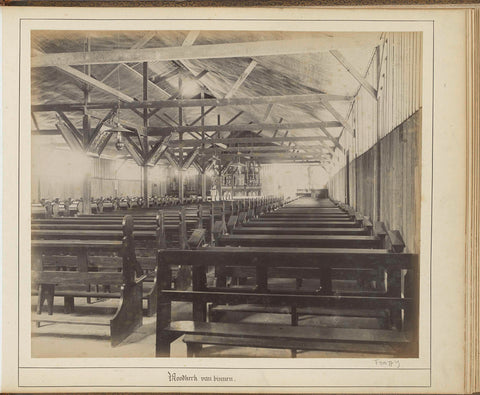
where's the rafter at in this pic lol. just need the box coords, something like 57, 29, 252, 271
214, 152, 327, 160
99, 32, 156, 83
86, 108, 116, 151
57, 63, 135, 103
123, 134, 145, 166
164, 149, 180, 168
182, 148, 201, 170
263, 104, 274, 122
55, 121, 83, 152
95, 132, 113, 157
224, 60, 258, 99
320, 100, 354, 136
330, 49, 378, 100
182, 31, 200, 47
199, 145, 322, 153
32, 37, 380, 68
56, 111, 83, 142
168, 135, 329, 147
319, 124, 344, 152
32, 93, 353, 113
146, 120, 341, 136
121, 64, 170, 98
145, 141, 168, 165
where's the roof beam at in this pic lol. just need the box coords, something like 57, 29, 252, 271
123, 135, 145, 166
214, 153, 327, 160
319, 124, 344, 152
188, 106, 216, 126
121, 64, 170, 98
55, 121, 83, 152
182, 31, 200, 47
182, 148, 201, 170
330, 49, 378, 100
32, 38, 378, 68
224, 60, 258, 99
32, 93, 353, 113
263, 103, 274, 122
145, 141, 168, 166
168, 135, 329, 147
320, 100, 355, 136
86, 108, 116, 151
32, 47, 136, 104
164, 149, 180, 168
99, 32, 156, 83
56, 111, 83, 142
55, 63, 135, 103
199, 145, 318, 153
146, 121, 341, 136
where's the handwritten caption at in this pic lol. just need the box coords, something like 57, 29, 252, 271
168, 372, 234, 383
374, 359, 401, 368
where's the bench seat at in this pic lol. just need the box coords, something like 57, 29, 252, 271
164, 321, 410, 357
167, 321, 411, 343
32, 313, 112, 326
233, 227, 369, 236
182, 335, 398, 355
209, 304, 388, 318
217, 234, 382, 248
243, 221, 360, 228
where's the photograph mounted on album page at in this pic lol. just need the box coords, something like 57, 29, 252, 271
0, 5, 474, 393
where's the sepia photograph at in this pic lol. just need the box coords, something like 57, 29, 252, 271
29, 29, 422, 360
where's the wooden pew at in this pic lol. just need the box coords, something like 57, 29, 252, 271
242, 220, 361, 228
32, 214, 163, 316
32, 216, 146, 346
216, 198, 387, 291
32, 203, 48, 219
155, 247, 419, 357
216, 234, 382, 248
232, 226, 369, 236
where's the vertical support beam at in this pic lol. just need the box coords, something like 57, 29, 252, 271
142, 61, 150, 208
201, 172, 207, 200
216, 166, 222, 201
345, 150, 350, 205
374, 46, 382, 221
178, 74, 184, 204
179, 170, 184, 204
200, 90, 207, 200
82, 36, 92, 215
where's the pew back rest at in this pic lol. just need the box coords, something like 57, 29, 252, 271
32, 215, 142, 287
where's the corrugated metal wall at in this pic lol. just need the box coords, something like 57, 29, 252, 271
328, 32, 422, 253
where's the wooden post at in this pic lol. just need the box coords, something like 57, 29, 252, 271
82, 161, 92, 215
81, 36, 92, 215
216, 166, 222, 201
201, 172, 207, 200
374, 45, 382, 221
142, 61, 149, 208
200, 90, 207, 201
345, 150, 350, 205
178, 74, 184, 204
179, 169, 184, 204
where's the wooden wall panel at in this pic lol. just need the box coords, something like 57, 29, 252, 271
328, 110, 421, 253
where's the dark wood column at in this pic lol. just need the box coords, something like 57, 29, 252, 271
82, 37, 92, 215
142, 61, 149, 208
345, 150, 350, 205
178, 74, 184, 203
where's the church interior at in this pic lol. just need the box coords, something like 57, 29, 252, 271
30, 30, 422, 358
